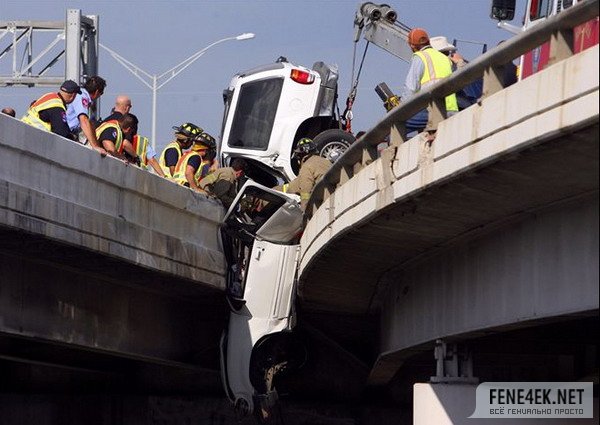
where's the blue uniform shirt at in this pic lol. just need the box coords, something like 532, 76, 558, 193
401, 46, 428, 101
66, 88, 92, 132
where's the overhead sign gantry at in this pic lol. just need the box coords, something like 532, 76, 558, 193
0, 9, 98, 87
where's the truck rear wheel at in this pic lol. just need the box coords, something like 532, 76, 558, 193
313, 129, 355, 163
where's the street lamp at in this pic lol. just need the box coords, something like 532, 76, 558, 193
99, 32, 255, 149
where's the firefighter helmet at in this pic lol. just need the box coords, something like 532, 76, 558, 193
293, 137, 317, 158
194, 131, 216, 150
172, 122, 202, 139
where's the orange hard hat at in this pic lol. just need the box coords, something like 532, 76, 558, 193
408, 28, 430, 46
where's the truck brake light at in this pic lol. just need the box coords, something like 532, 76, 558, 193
290, 69, 315, 84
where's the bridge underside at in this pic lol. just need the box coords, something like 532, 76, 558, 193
383, 315, 599, 404
297, 121, 599, 389
299, 123, 599, 314
0, 226, 227, 394
0, 227, 374, 409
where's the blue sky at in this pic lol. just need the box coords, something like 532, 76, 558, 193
1, 0, 526, 152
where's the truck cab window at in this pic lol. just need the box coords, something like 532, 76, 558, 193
530, 0, 553, 21
228, 78, 284, 150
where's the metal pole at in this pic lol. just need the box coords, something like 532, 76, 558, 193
151, 75, 157, 150
65, 9, 81, 82
100, 33, 254, 151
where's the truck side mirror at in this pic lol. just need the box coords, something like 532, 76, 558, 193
490, 0, 516, 21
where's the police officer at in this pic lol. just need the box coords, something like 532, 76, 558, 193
66, 75, 107, 156
199, 158, 248, 208
279, 138, 331, 210
21, 80, 80, 139
172, 131, 216, 190
158, 123, 202, 178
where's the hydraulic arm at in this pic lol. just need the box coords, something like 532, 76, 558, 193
343, 3, 413, 124
353, 2, 413, 63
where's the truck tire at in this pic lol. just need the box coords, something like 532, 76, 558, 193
313, 129, 356, 163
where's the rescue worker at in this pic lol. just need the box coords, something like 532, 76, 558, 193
198, 158, 248, 208
131, 133, 165, 177
95, 113, 137, 159
103, 95, 133, 122
118, 113, 164, 176
278, 138, 331, 210
101, 95, 134, 143
172, 131, 216, 190
21, 80, 80, 139
402, 28, 458, 135
158, 123, 202, 178
430, 35, 483, 110
66, 76, 107, 156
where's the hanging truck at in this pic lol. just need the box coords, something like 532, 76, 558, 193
220, 0, 598, 421
217, 3, 418, 422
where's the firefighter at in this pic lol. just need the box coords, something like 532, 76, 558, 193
279, 138, 331, 210
158, 123, 202, 178
199, 158, 248, 208
172, 131, 216, 191
118, 113, 164, 176
21, 80, 80, 140
95, 113, 137, 159
131, 134, 165, 177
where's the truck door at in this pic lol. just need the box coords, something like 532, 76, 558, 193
221, 181, 303, 314
220, 181, 304, 415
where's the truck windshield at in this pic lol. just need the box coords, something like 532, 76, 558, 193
227, 77, 284, 151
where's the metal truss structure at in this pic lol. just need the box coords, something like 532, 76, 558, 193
0, 9, 98, 87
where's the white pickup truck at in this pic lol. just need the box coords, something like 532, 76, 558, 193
219, 181, 306, 421
218, 58, 355, 187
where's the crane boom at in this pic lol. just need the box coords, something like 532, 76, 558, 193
353, 2, 414, 63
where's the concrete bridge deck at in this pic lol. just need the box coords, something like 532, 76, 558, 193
299, 44, 599, 314
298, 43, 599, 387
0, 114, 228, 391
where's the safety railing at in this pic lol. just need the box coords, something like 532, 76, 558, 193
305, 0, 599, 218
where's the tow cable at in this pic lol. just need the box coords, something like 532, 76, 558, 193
341, 41, 370, 133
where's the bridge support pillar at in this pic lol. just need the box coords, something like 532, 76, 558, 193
430, 339, 478, 384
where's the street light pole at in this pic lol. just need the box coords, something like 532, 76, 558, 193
99, 33, 255, 149
152, 75, 157, 152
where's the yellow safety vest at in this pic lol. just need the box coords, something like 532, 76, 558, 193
414, 47, 458, 112
21, 93, 66, 132
172, 151, 210, 186
159, 141, 182, 178
95, 120, 124, 153
132, 135, 149, 169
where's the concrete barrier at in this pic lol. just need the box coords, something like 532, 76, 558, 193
0, 113, 226, 289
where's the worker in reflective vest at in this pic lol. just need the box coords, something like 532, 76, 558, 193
21, 80, 80, 139
131, 135, 165, 177
158, 122, 202, 178
172, 131, 216, 190
402, 28, 458, 135
95, 114, 137, 159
